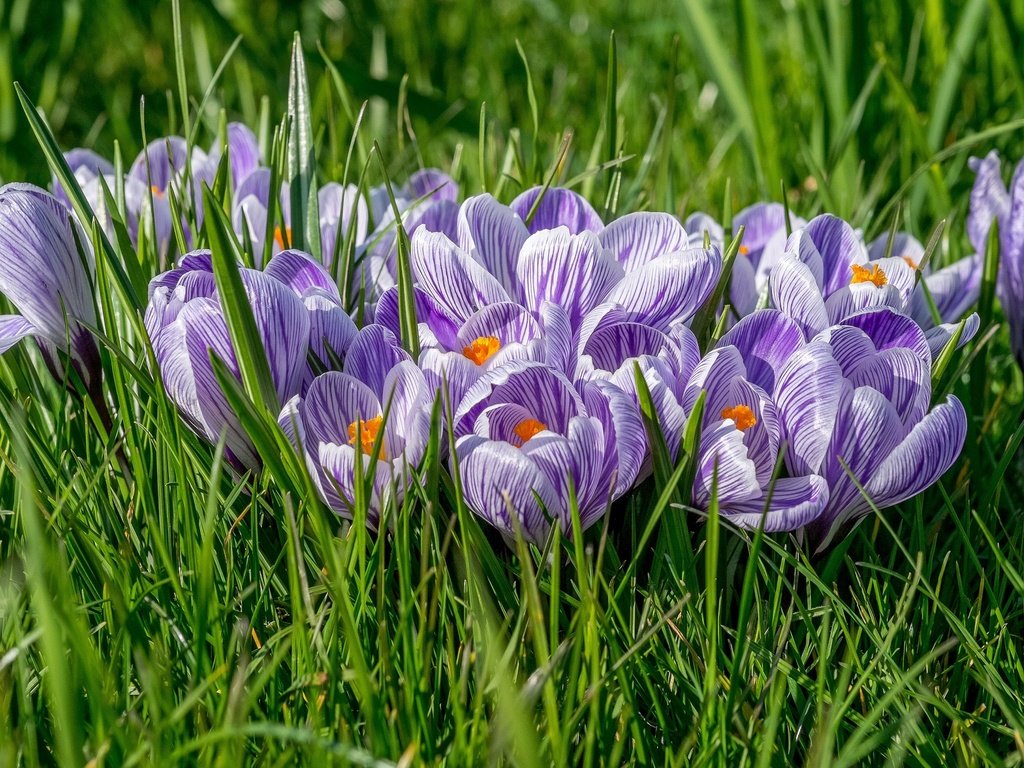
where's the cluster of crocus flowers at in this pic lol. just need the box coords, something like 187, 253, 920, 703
0, 125, 992, 552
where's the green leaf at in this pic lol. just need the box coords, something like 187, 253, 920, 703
203, 184, 279, 415
287, 33, 321, 260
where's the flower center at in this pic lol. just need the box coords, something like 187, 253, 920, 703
150, 185, 165, 199
903, 255, 919, 270
850, 263, 888, 287
462, 336, 501, 366
513, 418, 547, 445
347, 415, 386, 459
721, 404, 757, 431
274, 225, 292, 250
738, 244, 750, 255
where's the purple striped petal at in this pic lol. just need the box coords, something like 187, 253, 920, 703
411, 229, 510, 324
374, 285, 461, 351
912, 254, 982, 326
583, 379, 646, 497
454, 360, 585, 438
601, 246, 721, 330
405, 168, 459, 203
317, 441, 394, 525
793, 214, 868, 294
684, 212, 723, 248
510, 186, 603, 235
344, 324, 410, 401
599, 212, 689, 272
302, 371, 381, 447
458, 194, 530, 298
455, 436, 560, 541
721, 475, 829, 532
866, 232, 924, 266
0, 315, 34, 353
733, 203, 792, 262
836, 307, 931, 366
240, 269, 311, 401
774, 341, 847, 475
264, 249, 339, 299
865, 396, 967, 507
304, 290, 358, 370
694, 421, 762, 507
319, 183, 369, 265
420, 348, 480, 410
129, 136, 189, 192
517, 228, 623, 327
716, 309, 804, 393
924, 314, 980, 357
456, 302, 540, 348
769, 253, 829, 338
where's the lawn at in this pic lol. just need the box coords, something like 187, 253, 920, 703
1, 0, 1023, 765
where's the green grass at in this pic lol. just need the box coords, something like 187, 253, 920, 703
2, 0, 1024, 765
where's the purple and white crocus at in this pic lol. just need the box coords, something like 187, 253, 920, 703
453, 360, 645, 541
0, 183, 102, 394
280, 326, 432, 526
146, 248, 357, 470
774, 307, 967, 549
968, 150, 1024, 366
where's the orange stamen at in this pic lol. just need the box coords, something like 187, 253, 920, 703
903, 255, 919, 270
150, 185, 165, 199
274, 225, 292, 250
347, 416, 386, 459
462, 336, 501, 366
721, 404, 757, 431
850, 263, 888, 287
739, 244, 750, 255
513, 418, 547, 446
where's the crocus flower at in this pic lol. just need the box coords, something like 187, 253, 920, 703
52, 148, 114, 208
233, 168, 369, 269
769, 214, 977, 355
279, 327, 431, 526
968, 150, 1024, 364
0, 183, 101, 393
684, 310, 828, 530
374, 199, 720, 406
729, 203, 805, 317
452, 360, 645, 541
147, 249, 357, 470
209, 122, 262, 190
774, 307, 967, 549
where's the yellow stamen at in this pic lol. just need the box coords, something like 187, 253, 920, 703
150, 185, 164, 199
721, 404, 757, 431
274, 225, 292, 250
739, 244, 750, 255
850, 263, 888, 287
347, 415, 386, 459
462, 336, 501, 366
513, 418, 547, 446
903, 255, 919, 270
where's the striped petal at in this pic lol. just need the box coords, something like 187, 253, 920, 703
716, 309, 804, 393
517, 228, 623, 327
967, 151, 1009, 256
344, 324, 410, 402
769, 253, 829, 338
0, 315, 34, 354
722, 475, 829, 532
458, 194, 530, 298
602, 246, 721, 330
598, 212, 689, 272
411, 229, 510, 324
455, 436, 560, 541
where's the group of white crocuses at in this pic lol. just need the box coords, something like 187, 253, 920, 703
4, 124, 1017, 551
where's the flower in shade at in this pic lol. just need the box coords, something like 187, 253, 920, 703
452, 360, 645, 541
773, 307, 967, 550
0, 183, 101, 394
729, 203, 805, 318
769, 213, 977, 356
968, 150, 1024, 365
146, 249, 357, 470
232, 167, 368, 269
279, 328, 431, 526
52, 148, 114, 208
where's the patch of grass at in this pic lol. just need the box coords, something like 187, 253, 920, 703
1, 0, 1023, 765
